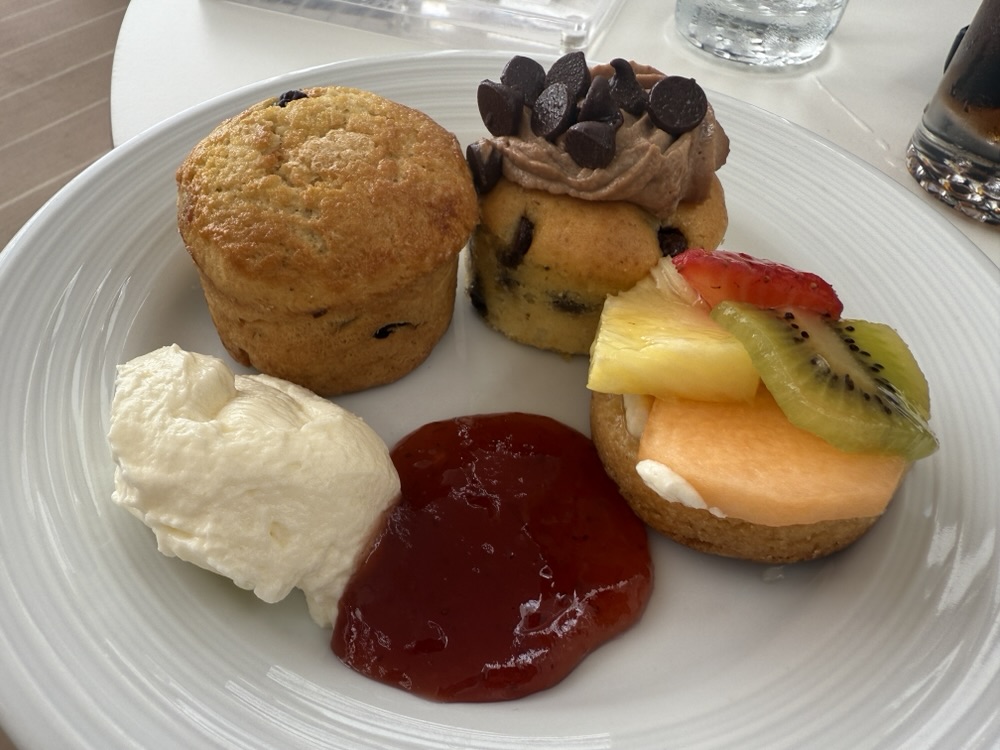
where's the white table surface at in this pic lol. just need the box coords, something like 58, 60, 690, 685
109, 0, 998, 268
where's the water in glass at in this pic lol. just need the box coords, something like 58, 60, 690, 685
674, 0, 849, 67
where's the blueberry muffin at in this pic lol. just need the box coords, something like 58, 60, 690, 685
176, 86, 478, 395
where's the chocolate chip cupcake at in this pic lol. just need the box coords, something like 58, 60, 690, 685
176, 86, 478, 396
466, 54, 729, 355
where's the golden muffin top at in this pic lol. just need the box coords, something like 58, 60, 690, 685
176, 86, 478, 309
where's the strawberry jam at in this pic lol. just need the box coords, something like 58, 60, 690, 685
332, 413, 652, 702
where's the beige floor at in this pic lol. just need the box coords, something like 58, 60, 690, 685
1, 3, 127, 745
0, 0, 128, 251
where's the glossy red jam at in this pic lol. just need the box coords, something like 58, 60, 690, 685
332, 412, 652, 702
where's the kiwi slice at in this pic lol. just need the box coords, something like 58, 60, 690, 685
711, 301, 938, 461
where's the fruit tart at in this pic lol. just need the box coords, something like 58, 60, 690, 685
587, 249, 938, 563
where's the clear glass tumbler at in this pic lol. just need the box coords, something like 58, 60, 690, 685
906, 0, 1000, 225
674, 0, 849, 67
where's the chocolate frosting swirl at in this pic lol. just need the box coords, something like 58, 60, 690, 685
478, 62, 729, 221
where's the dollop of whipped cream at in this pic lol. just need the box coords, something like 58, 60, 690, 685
622, 394, 726, 518
635, 460, 725, 518
107, 345, 400, 627
483, 62, 729, 220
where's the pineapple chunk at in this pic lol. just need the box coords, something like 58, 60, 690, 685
587, 259, 759, 402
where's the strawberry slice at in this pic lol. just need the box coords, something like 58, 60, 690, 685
672, 249, 843, 319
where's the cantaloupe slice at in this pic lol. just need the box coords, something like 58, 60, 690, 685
636, 387, 909, 527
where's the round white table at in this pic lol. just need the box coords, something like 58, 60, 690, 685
109, 0, 997, 267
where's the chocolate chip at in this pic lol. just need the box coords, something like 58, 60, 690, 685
501, 55, 547, 107
578, 76, 618, 123
497, 267, 518, 291
564, 121, 616, 169
469, 275, 488, 316
531, 82, 577, 141
657, 226, 688, 257
549, 291, 596, 314
609, 59, 648, 117
647, 76, 708, 136
545, 51, 591, 100
373, 322, 412, 339
275, 90, 308, 107
477, 80, 524, 137
499, 215, 534, 268
466, 141, 503, 195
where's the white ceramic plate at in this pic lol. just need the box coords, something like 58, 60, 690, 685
1, 51, 998, 750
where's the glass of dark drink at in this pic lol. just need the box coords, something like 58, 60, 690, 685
906, 0, 1000, 225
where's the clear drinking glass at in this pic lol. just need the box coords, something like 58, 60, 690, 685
906, 0, 1000, 225
674, 0, 849, 67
